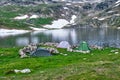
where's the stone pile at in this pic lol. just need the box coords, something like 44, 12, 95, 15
19, 43, 37, 58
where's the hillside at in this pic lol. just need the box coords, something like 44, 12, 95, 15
0, 0, 120, 30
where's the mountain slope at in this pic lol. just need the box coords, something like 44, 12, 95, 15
0, 0, 120, 29
75, 0, 120, 28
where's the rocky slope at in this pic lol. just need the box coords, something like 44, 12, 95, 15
0, 0, 120, 29
75, 0, 120, 28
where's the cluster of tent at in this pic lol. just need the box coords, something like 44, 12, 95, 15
57, 41, 90, 53
20, 41, 90, 58
33, 41, 90, 56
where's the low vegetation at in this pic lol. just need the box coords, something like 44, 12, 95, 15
0, 47, 120, 80
0, 5, 53, 30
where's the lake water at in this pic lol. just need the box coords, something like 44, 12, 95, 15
0, 27, 120, 48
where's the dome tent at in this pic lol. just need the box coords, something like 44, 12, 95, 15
57, 41, 70, 48
74, 41, 90, 53
30, 48, 51, 57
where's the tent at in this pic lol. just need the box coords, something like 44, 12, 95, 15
30, 48, 51, 57
74, 41, 90, 53
57, 41, 70, 48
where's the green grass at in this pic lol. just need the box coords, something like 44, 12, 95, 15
28, 18, 53, 28
0, 5, 54, 29
0, 47, 120, 80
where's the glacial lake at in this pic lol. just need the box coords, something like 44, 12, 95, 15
0, 27, 120, 48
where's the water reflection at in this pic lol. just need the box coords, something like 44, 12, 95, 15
44, 29, 70, 41
70, 29, 77, 44
16, 37, 29, 46
0, 27, 120, 48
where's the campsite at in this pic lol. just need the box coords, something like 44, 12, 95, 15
0, 41, 120, 80
0, 0, 120, 80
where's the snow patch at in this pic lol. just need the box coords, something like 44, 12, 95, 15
0, 29, 29, 37
115, 0, 120, 7
63, 7, 69, 10
43, 15, 77, 29
30, 15, 39, 19
98, 17, 105, 21
91, 0, 104, 3
107, 11, 114, 13
43, 19, 69, 29
14, 15, 29, 20
115, 3, 120, 7
70, 15, 77, 24
14, 14, 39, 20
117, 27, 120, 29
61, 14, 65, 16
66, 3, 71, 5
115, 14, 120, 16
116, 0, 120, 4
30, 27, 46, 31
93, 17, 98, 19
72, 0, 103, 3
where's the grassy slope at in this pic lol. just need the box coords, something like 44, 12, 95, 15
0, 47, 120, 80
0, 5, 53, 30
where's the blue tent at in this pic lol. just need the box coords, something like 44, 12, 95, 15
30, 48, 51, 57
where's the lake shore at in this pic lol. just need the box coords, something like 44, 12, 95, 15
0, 29, 30, 37
0, 18, 72, 37
0, 27, 46, 37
